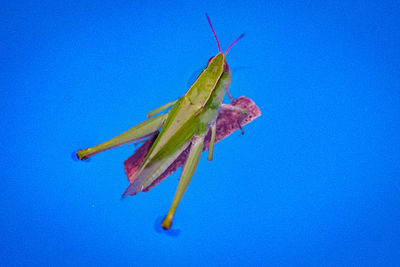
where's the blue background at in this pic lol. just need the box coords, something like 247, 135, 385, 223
1, 1, 399, 266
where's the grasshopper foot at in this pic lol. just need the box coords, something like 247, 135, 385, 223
154, 216, 180, 236
72, 149, 91, 162
238, 120, 245, 135
161, 214, 173, 230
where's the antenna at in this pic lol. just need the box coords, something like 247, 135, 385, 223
206, 13, 221, 53
225, 33, 245, 55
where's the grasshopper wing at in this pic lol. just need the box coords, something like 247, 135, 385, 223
122, 97, 200, 197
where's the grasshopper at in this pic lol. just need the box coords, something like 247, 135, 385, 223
76, 14, 249, 229
123, 96, 261, 193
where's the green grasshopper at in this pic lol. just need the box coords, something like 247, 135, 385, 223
76, 14, 248, 229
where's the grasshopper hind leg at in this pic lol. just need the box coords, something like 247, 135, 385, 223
76, 113, 168, 160
161, 134, 205, 230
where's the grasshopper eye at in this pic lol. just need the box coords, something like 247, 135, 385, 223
223, 61, 230, 73
207, 56, 214, 64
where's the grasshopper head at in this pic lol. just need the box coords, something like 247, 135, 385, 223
207, 53, 230, 74
206, 14, 244, 73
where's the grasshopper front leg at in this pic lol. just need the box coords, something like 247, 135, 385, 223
77, 113, 168, 160
161, 134, 205, 230
207, 122, 216, 161
147, 99, 178, 119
